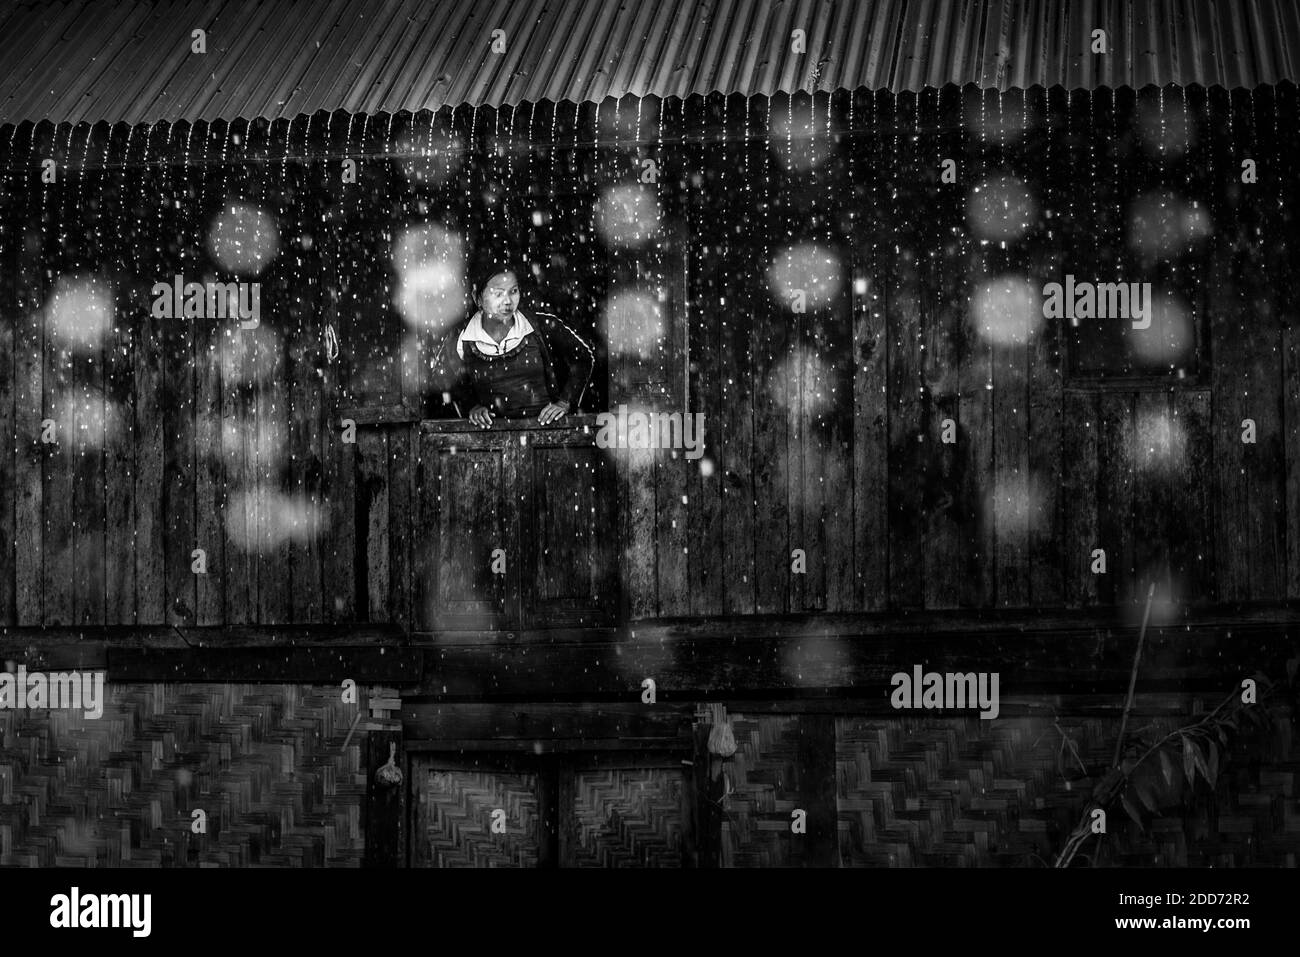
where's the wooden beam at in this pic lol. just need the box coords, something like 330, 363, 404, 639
0, 605, 1294, 690
407, 621, 1296, 700
109, 646, 423, 682
400, 701, 693, 742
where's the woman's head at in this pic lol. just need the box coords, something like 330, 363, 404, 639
474, 265, 521, 319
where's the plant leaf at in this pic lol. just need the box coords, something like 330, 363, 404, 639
1191, 740, 1211, 784
1134, 777, 1160, 814
1158, 750, 1176, 790
1121, 794, 1144, 830
1182, 735, 1196, 786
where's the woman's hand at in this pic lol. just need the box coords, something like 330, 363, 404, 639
469, 406, 494, 428
538, 401, 569, 425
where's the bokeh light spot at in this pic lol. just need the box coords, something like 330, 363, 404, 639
207, 201, 279, 275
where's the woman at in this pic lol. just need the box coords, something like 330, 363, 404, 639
430, 263, 594, 427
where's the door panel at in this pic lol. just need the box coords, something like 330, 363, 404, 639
436, 448, 507, 625
415, 419, 618, 631
527, 444, 618, 626
566, 768, 687, 868
412, 762, 542, 868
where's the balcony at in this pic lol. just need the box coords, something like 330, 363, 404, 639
404, 415, 619, 633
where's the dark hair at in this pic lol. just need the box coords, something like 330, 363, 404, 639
473, 262, 521, 297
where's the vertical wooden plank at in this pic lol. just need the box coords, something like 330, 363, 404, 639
922, 269, 962, 610
720, 96, 757, 617
1237, 88, 1285, 601
71, 313, 106, 624
656, 453, 690, 617
220, 324, 251, 623
1285, 328, 1300, 599
104, 279, 137, 624
14, 212, 42, 625
1061, 390, 1100, 607
888, 269, 924, 610
1239, 293, 1285, 603
41, 149, 74, 626
388, 427, 412, 628
324, 398, 357, 622
359, 427, 388, 622
413, 431, 435, 630
162, 283, 196, 626
687, 244, 724, 618
719, 269, 757, 612
1133, 392, 1173, 593
683, 101, 723, 619
853, 274, 888, 612
1024, 84, 1064, 609
820, 329, 853, 612
787, 311, 810, 613
992, 341, 1030, 607
958, 329, 994, 609
43, 296, 74, 626
819, 91, 853, 614
285, 157, 323, 626
241, 327, 262, 620
321, 212, 357, 624
103, 152, 138, 625
1210, 246, 1250, 603
288, 352, 324, 625
1173, 389, 1215, 603
624, 446, 657, 620
256, 326, 290, 623
1027, 281, 1064, 608
656, 246, 691, 617
752, 97, 789, 615
134, 298, 165, 624
76, 164, 108, 626
498, 441, 521, 629
1098, 393, 1136, 606
194, 312, 224, 624
796, 310, 834, 614
0, 164, 14, 626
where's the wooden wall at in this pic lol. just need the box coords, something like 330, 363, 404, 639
0, 85, 1297, 633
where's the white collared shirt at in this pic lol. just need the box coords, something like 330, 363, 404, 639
456, 310, 534, 358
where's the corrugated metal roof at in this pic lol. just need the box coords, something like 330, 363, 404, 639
0, 0, 1297, 127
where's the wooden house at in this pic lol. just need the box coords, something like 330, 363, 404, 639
1, 0, 1299, 867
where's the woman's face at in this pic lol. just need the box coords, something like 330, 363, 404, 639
479, 271, 520, 319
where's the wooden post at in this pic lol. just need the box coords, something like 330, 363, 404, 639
691, 723, 721, 868
792, 714, 839, 867
364, 727, 404, 867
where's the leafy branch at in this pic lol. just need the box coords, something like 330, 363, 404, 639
1051, 586, 1292, 868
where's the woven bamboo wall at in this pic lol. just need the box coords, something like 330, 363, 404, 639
569, 769, 686, 868
0, 683, 365, 866
719, 701, 1299, 868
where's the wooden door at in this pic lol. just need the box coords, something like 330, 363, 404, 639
410, 753, 691, 868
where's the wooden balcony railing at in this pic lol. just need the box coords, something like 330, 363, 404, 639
410, 415, 619, 632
